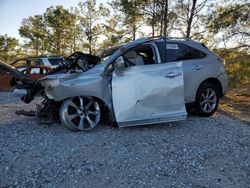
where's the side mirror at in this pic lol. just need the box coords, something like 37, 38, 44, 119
114, 56, 125, 76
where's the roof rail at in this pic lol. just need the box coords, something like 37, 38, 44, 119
146, 36, 191, 41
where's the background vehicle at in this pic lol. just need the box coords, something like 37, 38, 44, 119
0, 56, 62, 91
0, 65, 52, 91
11, 56, 64, 67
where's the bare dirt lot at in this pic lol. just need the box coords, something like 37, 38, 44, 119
0, 92, 250, 187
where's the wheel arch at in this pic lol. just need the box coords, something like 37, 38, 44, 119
60, 95, 115, 124
197, 77, 223, 98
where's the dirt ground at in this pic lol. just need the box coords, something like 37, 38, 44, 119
220, 90, 250, 123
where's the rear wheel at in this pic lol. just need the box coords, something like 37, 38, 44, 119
60, 96, 101, 131
195, 82, 219, 117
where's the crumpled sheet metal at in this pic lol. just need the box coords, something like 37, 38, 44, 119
112, 61, 187, 127
42, 71, 113, 115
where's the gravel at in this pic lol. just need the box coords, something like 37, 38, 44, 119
0, 92, 250, 187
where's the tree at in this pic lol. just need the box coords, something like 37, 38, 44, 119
0, 34, 19, 63
173, 0, 208, 38
43, 6, 77, 55
163, 0, 169, 36
141, 0, 179, 37
207, 2, 250, 51
19, 6, 77, 56
77, 0, 109, 54
100, 14, 129, 50
141, 0, 157, 36
19, 15, 45, 56
112, 0, 145, 40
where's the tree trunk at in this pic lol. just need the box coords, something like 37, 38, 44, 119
163, 0, 168, 36
152, 22, 155, 37
89, 43, 92, 54
88, 34, 92, 55
73, 27, 76, 52
132, 23, 136, 41
36, 36, 39, 56
186, 0, 197, 38
160, 12, 163, 36
152, 0, 156, 37
88, 35, 92, 54
4, 49, 7, 62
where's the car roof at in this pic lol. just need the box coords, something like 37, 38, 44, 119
16, 65, 53, 69
11, 56, 64, 66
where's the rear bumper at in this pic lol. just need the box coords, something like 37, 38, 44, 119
217, 73, 228, 96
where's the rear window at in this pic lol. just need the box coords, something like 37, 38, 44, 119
48, 58, 62, 66
156, 42, 207, 63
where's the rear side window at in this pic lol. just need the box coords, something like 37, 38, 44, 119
48, 58, 62, 66
156, 42, 206, 63
30, 68, 40, 74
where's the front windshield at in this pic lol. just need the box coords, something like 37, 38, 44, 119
99, 46, 121, 63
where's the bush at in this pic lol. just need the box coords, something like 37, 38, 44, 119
214, 49, 250, 89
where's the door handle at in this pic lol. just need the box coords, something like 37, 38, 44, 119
164, 72, 181, 78
194, 65, 202, 70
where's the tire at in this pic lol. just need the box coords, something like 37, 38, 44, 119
195, 82, 219, 117
60, 96, 101, 131
185, 104, 197, 115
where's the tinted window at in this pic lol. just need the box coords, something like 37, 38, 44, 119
156, 42, 206, 63
176, 43, 206, 60
48, 58, 62, 65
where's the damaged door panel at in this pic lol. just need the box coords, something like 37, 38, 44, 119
112, 62, 187, 127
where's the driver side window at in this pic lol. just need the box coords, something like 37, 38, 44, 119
123, 45, 156, 67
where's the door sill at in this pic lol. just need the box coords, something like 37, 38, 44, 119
118, 113, 187, 128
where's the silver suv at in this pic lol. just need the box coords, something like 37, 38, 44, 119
0, 36, 228, 131
39, 37, 228, 131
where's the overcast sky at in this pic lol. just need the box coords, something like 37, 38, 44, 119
0, 0, 107, 40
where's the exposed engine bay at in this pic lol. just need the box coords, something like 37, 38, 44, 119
11, 52, 101, 103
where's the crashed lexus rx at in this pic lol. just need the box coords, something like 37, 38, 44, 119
0, 36, 228, 131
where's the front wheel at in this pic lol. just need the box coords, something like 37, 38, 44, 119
60, 96, 101, 131
195, 82, 219, 117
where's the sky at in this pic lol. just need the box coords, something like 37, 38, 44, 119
0, 0, 106, 40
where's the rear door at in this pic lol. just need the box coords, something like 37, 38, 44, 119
156, 41, 208, 103
112, 48, 186, 127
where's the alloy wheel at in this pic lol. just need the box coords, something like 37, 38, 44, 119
60, 96, 101, 131
199, 88, 217, 113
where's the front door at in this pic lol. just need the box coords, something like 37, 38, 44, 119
112, 61, 187, 127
